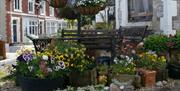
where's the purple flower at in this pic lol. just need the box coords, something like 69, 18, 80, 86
17, 53, 33, 62
58, 61, 65, 69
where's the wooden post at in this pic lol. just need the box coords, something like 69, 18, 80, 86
0, 40, 6, 59
77, 14, 81, 42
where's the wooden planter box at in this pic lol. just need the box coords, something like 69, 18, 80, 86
69, 68, 97, 87
0, 40, 6, 60
111, 74, 135, 82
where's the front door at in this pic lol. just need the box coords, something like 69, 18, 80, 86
12, 18, 20, 43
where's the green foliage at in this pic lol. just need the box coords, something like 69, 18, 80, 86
171, 34, 180, 50
76, 0, 107, 7
144, 34, 168, 53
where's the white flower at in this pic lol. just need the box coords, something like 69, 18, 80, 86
119, 85, 124, 90
50, 57, 55, 64
54, 66, 60, 71
28, 66, 33, 72
42, 55, 49, 60
113, 57, 118, 64
47, 68, 53, 73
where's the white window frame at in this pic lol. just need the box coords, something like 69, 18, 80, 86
49, 6, 54, 16
46, 21, 59, 36
14, 0, 22, 12
116, 0, 152, 28
28, 0, 35, 14
11, 17, 21, 43
40, 1, 46, 15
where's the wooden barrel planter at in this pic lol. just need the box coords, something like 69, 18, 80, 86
50, 0, 68, 8
18, 76, 66, 91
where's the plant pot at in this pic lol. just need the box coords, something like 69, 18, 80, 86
69, 69, 97, 87
50, 0, 68, 8
167, 64, 180, 79
59, 6, 78, 20
18, 76, 66, 91
76, 6, 101, 15
155, 69, 168, 81
111, 74, 135, 82
141, 70, 156, 87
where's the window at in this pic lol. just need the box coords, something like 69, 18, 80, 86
28, 0, 35, 13
46, 21, 59, 36
29, 21, 38, 35
14, 0, 21, 11
40, 1, 46, 15
128, 0, 153, 22
49, 6, 54, 16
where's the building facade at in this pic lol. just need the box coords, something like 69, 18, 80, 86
6, 0, 66, 44
0, 0, 6, 41
115, 0, 179, 35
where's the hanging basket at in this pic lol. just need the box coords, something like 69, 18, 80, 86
76, 6, 102, 15
59, 6, 78, 19
50, 0, 68, 8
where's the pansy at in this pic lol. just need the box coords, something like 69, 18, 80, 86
58, 61, 65, 69
17, 53, 33, 62
28, 66, 34, 72
42, 55, 49, 61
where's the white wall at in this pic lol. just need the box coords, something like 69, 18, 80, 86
160, 0, 177, 35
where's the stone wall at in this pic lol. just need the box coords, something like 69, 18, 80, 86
152, 0, 162, 33
173, 0, 180, 31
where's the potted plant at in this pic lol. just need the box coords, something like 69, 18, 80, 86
110, 55, 136, 82
50, 0, 68, 8
58, 6, 79, 20
166, 34, 180, 79
55, 41, 96, 87
75, 0, 107, 15
144, 34, 169, 56
136, 51, 167, 87
15, 47, 69, 91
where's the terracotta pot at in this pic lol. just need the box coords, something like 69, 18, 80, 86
141, 70, 156, 87
50, 0, 68, 8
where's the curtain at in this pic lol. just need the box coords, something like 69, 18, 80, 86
128, 0, 153, 21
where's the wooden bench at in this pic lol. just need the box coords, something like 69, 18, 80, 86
119, 26, 149, 43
